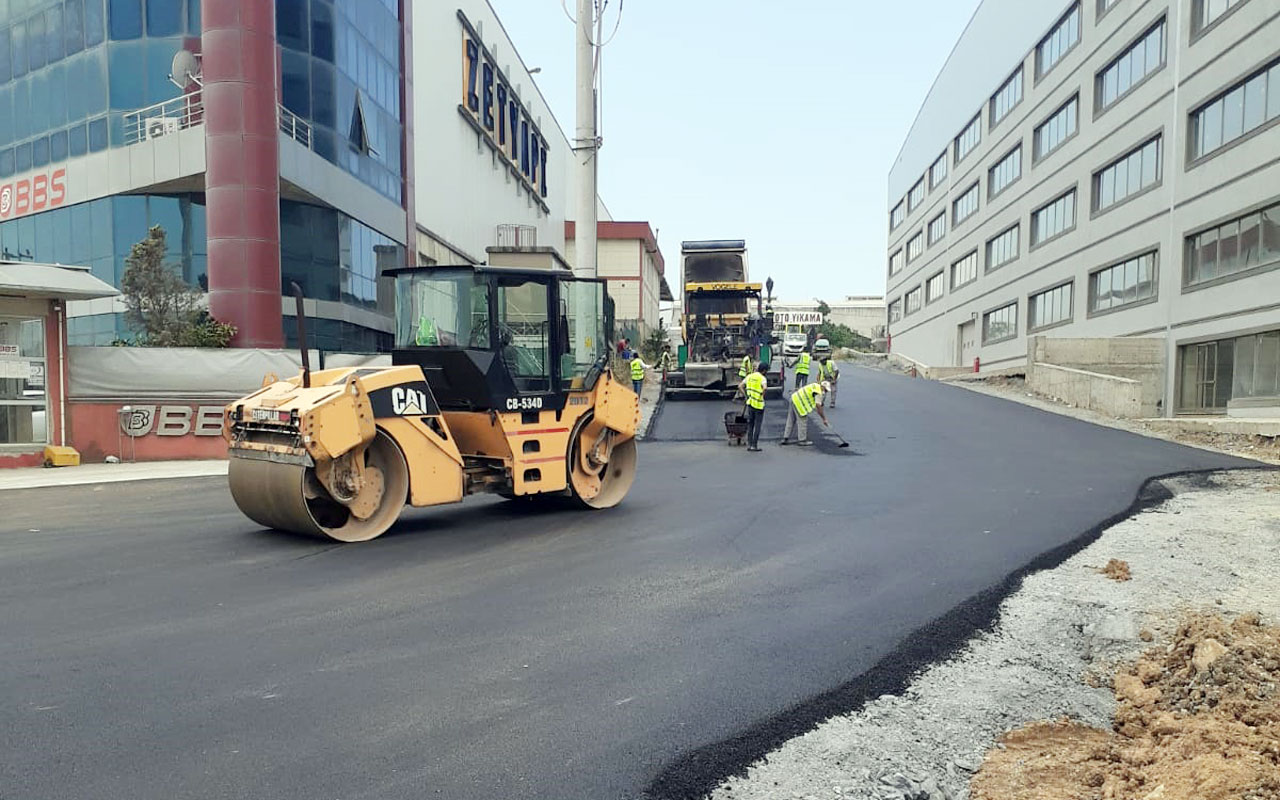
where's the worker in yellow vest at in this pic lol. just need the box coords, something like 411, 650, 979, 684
737, 362, 768, 452
779, 380, 829, 447
794, 350, 812, 389
817, 356, 839, 408
630, 352, 647, 396
738, 353, 752, 380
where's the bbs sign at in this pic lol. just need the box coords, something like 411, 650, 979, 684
0, 168, 67, 221
458, 12, 550, 206
121, 405, 225, 438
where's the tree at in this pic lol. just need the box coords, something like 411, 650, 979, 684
816, 300, 831, 317
819, 321, 872, 352
120, 225, 236, 347
641, 321, 670, 361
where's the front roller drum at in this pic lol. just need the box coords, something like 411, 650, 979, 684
229, 431, 409, 542
568, 419, 638, 509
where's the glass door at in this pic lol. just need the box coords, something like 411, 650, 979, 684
0, 317, 49, 447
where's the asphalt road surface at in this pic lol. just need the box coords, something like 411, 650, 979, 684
0, 367, 1256, 800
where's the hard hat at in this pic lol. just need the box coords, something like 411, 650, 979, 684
821, 381, 832, 393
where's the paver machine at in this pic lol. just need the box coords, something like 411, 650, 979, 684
223, 265, 639, 542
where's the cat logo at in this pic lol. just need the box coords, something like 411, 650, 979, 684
391, 386, 431, 416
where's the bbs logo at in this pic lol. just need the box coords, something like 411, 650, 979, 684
0, 186, 10, 216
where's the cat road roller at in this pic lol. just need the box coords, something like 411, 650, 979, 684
223, 265, 639, 542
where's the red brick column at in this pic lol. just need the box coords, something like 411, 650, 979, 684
202, 0, 283, 347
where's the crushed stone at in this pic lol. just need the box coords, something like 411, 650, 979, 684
706, 470, 1280, 800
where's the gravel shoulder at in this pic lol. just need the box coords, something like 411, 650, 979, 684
707, 469, 1280, 800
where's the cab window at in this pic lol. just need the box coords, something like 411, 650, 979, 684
496, 277, 552, 393
394, 271, 490, 349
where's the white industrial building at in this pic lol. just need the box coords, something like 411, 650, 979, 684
885, 0, 1280, 417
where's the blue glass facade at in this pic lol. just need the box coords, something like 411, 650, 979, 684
278, 0, 403, 203
0, 0, 201, 177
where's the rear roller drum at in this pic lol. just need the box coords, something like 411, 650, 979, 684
229, 430, 410, 542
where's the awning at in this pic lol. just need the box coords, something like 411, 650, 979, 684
0, 261, 119, 301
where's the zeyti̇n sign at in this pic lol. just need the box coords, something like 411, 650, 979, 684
0, 168, 67, 221
458, 12, 550, 205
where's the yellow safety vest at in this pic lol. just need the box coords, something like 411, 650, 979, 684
796, 353, 811, 375
744, 372, 766, 410
791, 382, 823, 416
820, 360, 838, 380
630, 357, 645, 381
739, 355, 751, 378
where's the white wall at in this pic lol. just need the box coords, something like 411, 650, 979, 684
412, 0, 576, 264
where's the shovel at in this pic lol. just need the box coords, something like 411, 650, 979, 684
823, 421, 851, 448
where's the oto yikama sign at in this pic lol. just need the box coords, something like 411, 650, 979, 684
121, 405, 225, 438
774, 312, 824, 326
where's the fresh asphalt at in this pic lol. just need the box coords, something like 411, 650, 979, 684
0, 366, 1257, 800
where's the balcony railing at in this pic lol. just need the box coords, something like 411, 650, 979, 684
279, 105, 313, 149
122, 91, 205, 146
121, 91, 314, 152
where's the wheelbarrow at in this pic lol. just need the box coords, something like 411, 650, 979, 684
724, 409, 748, 446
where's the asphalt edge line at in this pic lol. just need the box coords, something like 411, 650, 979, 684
641, 464, 1278, 800
640, 384, 668, 440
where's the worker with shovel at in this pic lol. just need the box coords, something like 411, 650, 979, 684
817, 355, 839, 408
736, 362, 769, 452
779, 380, 831, 447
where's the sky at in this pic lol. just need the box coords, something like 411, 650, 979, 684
486, 0, 983, 304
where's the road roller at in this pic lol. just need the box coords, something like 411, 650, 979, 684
223, 265, 640, 542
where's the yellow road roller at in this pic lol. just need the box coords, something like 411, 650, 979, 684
223, 265, 639, 541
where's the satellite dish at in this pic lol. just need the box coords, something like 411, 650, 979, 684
170, 49, 201, 87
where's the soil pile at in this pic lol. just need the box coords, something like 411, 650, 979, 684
1100, 559, 1131, 582
972, 612, 1280, 800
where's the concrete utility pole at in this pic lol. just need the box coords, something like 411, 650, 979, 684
574, 0, 598, 278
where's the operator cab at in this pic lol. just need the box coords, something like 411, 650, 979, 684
389, 265, 611, 412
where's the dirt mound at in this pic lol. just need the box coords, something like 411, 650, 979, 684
972, 612, 1280, 800
1101, 559, 1132, 582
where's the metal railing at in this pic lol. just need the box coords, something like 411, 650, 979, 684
122, 91, 205, 146
278, 105, 313, 150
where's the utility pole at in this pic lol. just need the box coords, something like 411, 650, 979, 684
573, 0, 598, 278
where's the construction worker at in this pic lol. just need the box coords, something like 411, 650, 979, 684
779, 380, 830, 447
629, 351, 647, 396
656, 343, 676, 383
794, 349, 812, 389
817, 355, 839, 408
738, 352, 752, 381
737, 362, 768, 452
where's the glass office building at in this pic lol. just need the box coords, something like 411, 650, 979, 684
0, 0, 410, 351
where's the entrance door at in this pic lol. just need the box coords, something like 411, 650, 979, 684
957, 320, 976, 367
0, 317, 49, 447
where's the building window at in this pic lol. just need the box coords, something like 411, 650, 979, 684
1031, 189, 1077, 246
988, 145, 1023, 200
990, 67, 1025, 128
954, 114, 982, 166
951, 250, 979, 289
928, 212, 946, 245
890, 201, 905, 231
1192, 0, 1249, 36
1096, 19, 1166, 112
1228, 330, 1280, 402
1094, 136, 1161, 212
1029, 282, 1074, 330
1034, 95, 1079, 161
926, 271, 946, 304
1189, 57, 1280, 162
1090, 250, 1157, 312
1036, 3, 1081, 80
982, 302, 1018, 344
904, 286, 923, 316
908, 177, 926, 212
1098, 0, 1123, 18
1185, 200, 1280, 288
889, 248, 905, 275
929, 151, 948, 190
906, 231, 925, 263
888, 298, 903, 323
985, 224, 1020, 272
952, 182, 980, 227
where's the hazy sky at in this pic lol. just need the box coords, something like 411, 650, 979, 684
487, 0, 981, 303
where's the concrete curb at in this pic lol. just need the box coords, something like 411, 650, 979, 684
0, 460, 229, 491
637, 379, 666, 440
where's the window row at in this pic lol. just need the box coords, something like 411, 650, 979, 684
953, 182, 979, 227
908, 177, 925, 213
1036, 3, 1080, 79
954, 114, 981, 166
986, 224, 1020, 272
1094, 135, 1161, 213
1029, 282, 1073, 330
1178, 328, 1280, 415
1031, 189, 1077, 246
1192, 0, 1248, 36
1034, 95, 1078, 161
1190, 57, 1280, 162
1096, 18, 1165, 112
990, 67, 1023, 129
1185, 200, 1280, 288
928, 212, 946, 246
988, 145, 1021, 200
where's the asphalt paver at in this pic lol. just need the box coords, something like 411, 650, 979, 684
0, 366, 1256, 800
